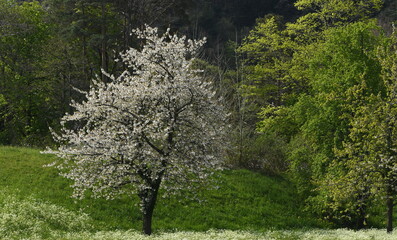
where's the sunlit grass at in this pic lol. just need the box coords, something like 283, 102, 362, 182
0, 146, 322, 232
0, 190, 395, 240
1, 146, 396, 239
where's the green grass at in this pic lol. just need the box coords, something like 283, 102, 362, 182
0, 146, 325, 233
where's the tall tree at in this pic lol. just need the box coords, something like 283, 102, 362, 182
240, 0, 384, 111
329, 27, 397, 233
45, 26, 227, 235
0, 0, 54, 145
247, 0, 385, 226
286, 21, 384, 227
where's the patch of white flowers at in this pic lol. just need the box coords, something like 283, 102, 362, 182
0, 189, 93, 240
275, 228, 397, 240
55, 229, 397, 240
44, 25, 227, 206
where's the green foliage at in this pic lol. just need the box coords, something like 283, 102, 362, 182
289, 0, 383, 42
290, 20, 384, 153
307, 21, 384, 94
236, 15, 301, 175
322, 27, 397, 230
0, 0, 56, 145
286, 21, 387, 226
240, 0, 384, 104
238, 0, 385, 179
239, 15, 299, 108
250, 13, 391, 226
227, 133, 287, 175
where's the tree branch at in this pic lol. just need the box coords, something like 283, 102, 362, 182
142, 134, 165, 155
176, 88, 194, 114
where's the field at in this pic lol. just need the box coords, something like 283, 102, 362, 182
0, 146, 394, 239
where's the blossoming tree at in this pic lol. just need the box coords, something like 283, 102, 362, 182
45, 26, 226, 235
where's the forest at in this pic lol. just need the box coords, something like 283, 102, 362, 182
2, 0, 397, 239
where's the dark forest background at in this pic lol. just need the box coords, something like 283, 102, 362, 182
0, 0, 300, 146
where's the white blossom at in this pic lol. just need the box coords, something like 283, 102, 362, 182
44, 26, 226, 211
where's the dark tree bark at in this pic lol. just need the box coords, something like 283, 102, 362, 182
387, 193, 394, 233
139, 179, 162, 235
385, 122, 395, 234
100, 0, 108, 83
355, 205, 366, 230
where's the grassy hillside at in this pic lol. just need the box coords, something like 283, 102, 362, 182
0, 146, 324, 234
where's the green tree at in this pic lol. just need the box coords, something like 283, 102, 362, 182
239, 0, 383, 176
288, 0, 383, 43
295, 21, 384, 226
256, 20, 387, 227
44, 0, 122, 82
240, 0, 384, 111
329, 28, 397, 233
239, 15, 299, 108
0, 0, 55, 145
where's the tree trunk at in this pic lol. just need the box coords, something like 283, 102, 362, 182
140, 181, 161, 235
142, 199, 155, 235
355, 205, 366, 230
387, 195, 393, 233
100, 0, 108, 82
354, 190, 370, 230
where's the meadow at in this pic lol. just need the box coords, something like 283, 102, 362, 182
0, 146, 394, 239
